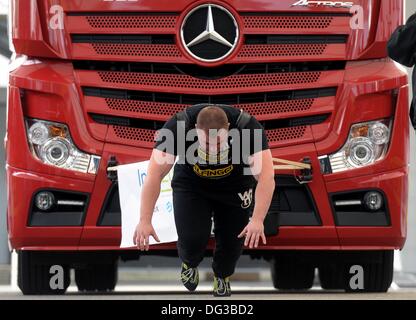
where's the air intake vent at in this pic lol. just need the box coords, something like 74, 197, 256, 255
82, 86, 337, 105
103, 97, 316, 118
74, 61, 346, 78
71, 34, 175, 44
241, 12, 351, 30
89, 113, 330, 131
68, 12, 179, 29
245, 35, 348, 45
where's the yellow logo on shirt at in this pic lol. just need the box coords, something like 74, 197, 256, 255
197, 146, 230, 163
192, 164, 234, 178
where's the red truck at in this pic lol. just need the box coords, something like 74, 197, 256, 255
6, 0, 409, 294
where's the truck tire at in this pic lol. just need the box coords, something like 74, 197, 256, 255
319, 250, 394, 292
318, 265, 344, 290
345, 250, 394, 293
17, 251, 70, 295
75, 261, 118, 292
270, 257, 315, 290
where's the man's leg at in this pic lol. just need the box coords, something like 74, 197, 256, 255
211, 201, 251, 279
172, 187, 213, 268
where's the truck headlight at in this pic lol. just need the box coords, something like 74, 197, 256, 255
347, 137, 376, 167
26, 119, 101, 174
321, 119, 392, 174
41, 138, 72, 167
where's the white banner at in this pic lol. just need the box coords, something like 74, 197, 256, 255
118, 161, 178, 248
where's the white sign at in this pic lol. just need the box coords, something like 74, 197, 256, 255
0, 0, 8, 15
118, 161, 177, 248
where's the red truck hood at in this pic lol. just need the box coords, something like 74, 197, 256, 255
11, 0, 402, 61
9, 0, 404, 150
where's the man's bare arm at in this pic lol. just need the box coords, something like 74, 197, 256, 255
238, 149, 275, 248
250, 149, 275, 224
139, 149, 175, 223
134, 149, 175, 251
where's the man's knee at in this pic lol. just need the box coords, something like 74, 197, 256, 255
177, 240, 207, 267
214, 237, 244, 260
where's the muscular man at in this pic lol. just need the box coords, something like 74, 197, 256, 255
387, 12, 416, 129
133, 104, 275, 297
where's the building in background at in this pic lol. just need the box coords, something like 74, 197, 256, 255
0, 0, 9, 265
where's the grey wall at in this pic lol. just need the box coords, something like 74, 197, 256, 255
0, 87, 9, 264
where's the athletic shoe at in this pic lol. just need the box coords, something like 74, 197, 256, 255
180, 262, 199, 291
213, 276, 231, 297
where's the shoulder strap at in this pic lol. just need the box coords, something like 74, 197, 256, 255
236, 109, 252, 130
175, 109, 190, 131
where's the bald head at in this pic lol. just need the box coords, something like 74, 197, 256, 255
196, 106, 230, 131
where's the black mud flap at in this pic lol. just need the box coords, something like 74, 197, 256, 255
263, 212, 280, 237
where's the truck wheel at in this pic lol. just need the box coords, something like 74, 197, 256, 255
270, 257, 315, 290
75, 260, 118, 292
345, 250, 394, 293
319, 250, 394, 292
318, 265, 344, 290
17, 251, 70, 295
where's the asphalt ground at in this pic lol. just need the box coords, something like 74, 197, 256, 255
0, 281, 416, 300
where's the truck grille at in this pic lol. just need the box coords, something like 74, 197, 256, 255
69, 11, 350, 32
71, 34, 176, 44
71, 34, 347, 59
67, 11, 180, 31
105, 97, 314, 117
82, 86, 336, 117
74, 61, 344, 94
76, 60, 342, 147
108, 126, 311, 148
89, 113, 330, 130
242, 13, 344, 30
67, 10, 347, 148
82, 13, 178, 30
67, 11, 351, 63
96, 71, 322, 89
82, 84, 336, 148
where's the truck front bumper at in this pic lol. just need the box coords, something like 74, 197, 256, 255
7, 161, 408, 251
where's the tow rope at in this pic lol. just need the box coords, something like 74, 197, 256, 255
272, 157, 311, 170
107, 157, 312, 171
107, 156, 313, 184
273, 157, 313, 184
107, 157, 314, 184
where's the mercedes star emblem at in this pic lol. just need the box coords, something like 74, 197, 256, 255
181, 4, 239, 63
